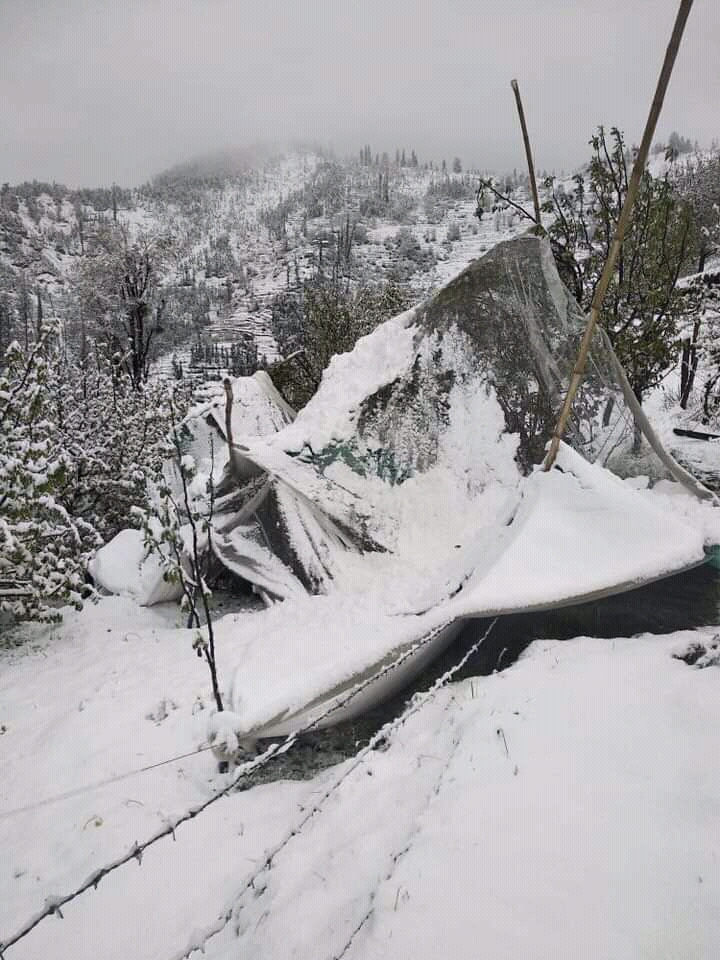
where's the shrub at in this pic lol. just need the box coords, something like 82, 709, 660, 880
0, 323, 189, 621
270, 281, 410, 409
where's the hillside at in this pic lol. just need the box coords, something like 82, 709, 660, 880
0, 150, 533, 379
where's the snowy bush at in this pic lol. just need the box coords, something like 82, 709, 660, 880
0, 323, 190, 621
0, 327, 98, 620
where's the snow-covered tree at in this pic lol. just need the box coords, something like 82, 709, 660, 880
677, 273, 720, 419
671, 152, 720, 273
48, 351, 189, 541
73, 224, 174, 389
543, 126, 698, 402
0, 322, 189, 621
0, 326, 98, 621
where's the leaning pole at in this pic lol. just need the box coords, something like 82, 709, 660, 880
544, 0, 695, 471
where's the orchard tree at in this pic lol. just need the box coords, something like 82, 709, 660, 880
671, 152, 720, 273
74, 224, 173, 388
543, 126, 697, 402
48, 351, 188, 541
662, 152, 720, 407
0, 318, 190, 622
0, 325, 98, 620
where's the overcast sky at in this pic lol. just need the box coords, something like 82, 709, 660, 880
0, 0, 718, 187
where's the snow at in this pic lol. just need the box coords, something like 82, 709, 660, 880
445, 444, 708, 618
3, 163, 720, 960
1, 599, 719, 959
87, 528, 182, 606
204, 370, 295, 443
171, 438, 705, 750
227, 282, 714, 618
215, 595, 446, 736
276, 307, 419, 455
2, 331, 720, 956
84, 238, 719, 746
336, 635, 720, 960
0, 598, 215, 950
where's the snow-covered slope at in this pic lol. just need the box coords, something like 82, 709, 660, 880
1, 600, 718, 960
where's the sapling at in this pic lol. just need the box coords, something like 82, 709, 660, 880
139, 403, 224, 713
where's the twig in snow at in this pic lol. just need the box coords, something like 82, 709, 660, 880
497, 727, 510, 758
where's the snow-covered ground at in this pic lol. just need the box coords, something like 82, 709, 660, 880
1, 597, 718, 959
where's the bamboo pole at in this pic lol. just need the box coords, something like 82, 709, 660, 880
543, 0, 694, 471
511, 78, 542, 229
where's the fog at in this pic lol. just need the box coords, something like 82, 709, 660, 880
1, 0, 718, 187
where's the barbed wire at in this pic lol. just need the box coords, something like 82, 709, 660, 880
0, 746, 214, 822
169, 617, 498, 960
0, 611, 463, 956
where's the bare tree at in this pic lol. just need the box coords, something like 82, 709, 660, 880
74, 224, 173, 388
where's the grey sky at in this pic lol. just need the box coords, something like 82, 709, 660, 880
0, 0, 718, 187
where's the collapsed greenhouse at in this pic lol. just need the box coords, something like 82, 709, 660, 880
92, 234, 720, 744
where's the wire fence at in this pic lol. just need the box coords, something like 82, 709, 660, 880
0, 611, 483, 957
0, 747, 214, 822
168, 617, 497, 960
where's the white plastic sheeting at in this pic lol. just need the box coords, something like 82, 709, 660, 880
196, 236, 718, 744
92, 237, 719, 742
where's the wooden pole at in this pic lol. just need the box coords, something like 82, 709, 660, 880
543, 0, 694, 471
511, 79, 542, 229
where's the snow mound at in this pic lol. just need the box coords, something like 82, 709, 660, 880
88, 529, 182, 606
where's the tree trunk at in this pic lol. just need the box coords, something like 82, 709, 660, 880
127, 302, 148, 388
632, 383, 643, 453
680, 317, 701, 409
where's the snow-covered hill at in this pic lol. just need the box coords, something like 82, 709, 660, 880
0, 150, 531, 373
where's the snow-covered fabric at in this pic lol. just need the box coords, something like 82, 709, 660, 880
175, 235, 719, 743
88, 528, 182, 606
88, 237, 719, 743
209, 235, 706, 602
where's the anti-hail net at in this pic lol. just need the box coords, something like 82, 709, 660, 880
190, 234, 709, 600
